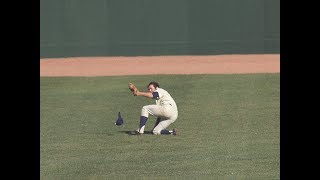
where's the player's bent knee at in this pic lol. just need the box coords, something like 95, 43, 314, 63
152, 129, 161, 135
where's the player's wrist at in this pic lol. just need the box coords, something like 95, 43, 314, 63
136, 91, 141, 96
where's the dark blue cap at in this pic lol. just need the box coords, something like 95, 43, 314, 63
115, 112, 124, 126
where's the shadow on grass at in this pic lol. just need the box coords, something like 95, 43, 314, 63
118, 130, 154, 135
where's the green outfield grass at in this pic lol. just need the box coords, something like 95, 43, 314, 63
40, 74, 280, 179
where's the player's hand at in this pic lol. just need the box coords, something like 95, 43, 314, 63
128, 83, 139, 96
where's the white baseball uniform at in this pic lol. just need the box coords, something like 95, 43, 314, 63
138, 87, 178, 135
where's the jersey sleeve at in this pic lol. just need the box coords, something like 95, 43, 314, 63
152, 91, 160, 99
152, 89, 162, 99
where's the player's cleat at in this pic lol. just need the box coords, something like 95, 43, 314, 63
172, 128, 177, 135
134, 129, 143, 135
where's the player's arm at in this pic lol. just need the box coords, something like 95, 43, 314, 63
136, 91, 159, 99
128, 83, 159, 99
135, 91, 152, 98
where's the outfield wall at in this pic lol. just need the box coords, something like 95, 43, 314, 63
40, 0, 279, 58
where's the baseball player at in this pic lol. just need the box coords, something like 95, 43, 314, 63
128, 81, 178, 135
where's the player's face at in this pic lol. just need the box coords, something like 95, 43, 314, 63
147, 85, 156, 93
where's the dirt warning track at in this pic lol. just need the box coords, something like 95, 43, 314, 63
40, 54, 280, 77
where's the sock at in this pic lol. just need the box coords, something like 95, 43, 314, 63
160, 129, 171, 135
139, 116, 148, 129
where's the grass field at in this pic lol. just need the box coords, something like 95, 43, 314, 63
40, 74, 280, 179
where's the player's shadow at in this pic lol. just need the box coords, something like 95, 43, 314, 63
119, 130, 153, 135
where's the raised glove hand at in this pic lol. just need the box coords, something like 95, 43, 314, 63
128, 82, 139, 96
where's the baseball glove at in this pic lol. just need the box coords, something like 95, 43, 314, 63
128, 82, 139, 96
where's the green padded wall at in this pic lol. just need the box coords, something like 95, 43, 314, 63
40, 0, 279, 58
